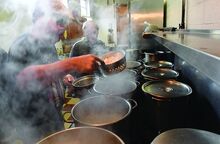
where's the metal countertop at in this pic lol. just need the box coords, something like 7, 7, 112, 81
143, 30, 220, 86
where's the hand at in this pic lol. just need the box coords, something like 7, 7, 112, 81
70, 54, 103, 74
63, 74, 75, 87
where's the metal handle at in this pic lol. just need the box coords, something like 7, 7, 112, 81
127, 98, 138, 109
135, 81, 140, 86
87, 88, 98, 96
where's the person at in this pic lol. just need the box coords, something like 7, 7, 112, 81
66, 20, 109, 82
69, 20, 108, 57
5, 0, 102, 143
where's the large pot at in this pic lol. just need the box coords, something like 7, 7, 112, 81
37, 127, 125, 144
152, 128, 220, 144
91, 76, 138, 99
114, 69, 138, 80
71, 95, 137, 143
126, 60, 144, 74
142, 80, 192, 133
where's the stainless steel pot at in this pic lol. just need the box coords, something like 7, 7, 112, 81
141, 80, 192, 133
126, 60, 144, 74
114, 69, 137, 80
92, 77, 138, 99
71, 95, 137, 127
72, 75, 99, 97
151, 128, 220, 144
37, 127, 125, 144
71, 95, 137, 143
72, 75, 99, 89
142, 52, 156, 62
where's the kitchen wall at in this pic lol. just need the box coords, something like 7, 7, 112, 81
166, 0, 182, 28
186, 0, 220, 29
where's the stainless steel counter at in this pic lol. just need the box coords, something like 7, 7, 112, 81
143, 31, 220, 86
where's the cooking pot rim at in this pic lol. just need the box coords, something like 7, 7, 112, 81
141, 68, 179, 79
144, 60, 173, 68
37, 126, 125, 144
72, 75, 99, 88
93, 80, 137, 95
101, 50, 126, 66
100, 50, 126, 74
71, 95, 132, 126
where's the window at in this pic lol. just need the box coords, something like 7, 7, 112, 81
80, 0, 90, 17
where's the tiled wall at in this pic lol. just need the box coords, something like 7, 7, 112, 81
187, 0, 220, 29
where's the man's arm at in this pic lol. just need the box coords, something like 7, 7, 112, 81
16, 54, 102, 88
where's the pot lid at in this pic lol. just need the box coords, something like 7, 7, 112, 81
144, 60, 173, 68
152, 128, 220, 144
126, 61, 142, 69
142, 80, 192, 99
141, 68, 179, 80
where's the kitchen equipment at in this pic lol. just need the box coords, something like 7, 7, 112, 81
126, 60, 144, 74
152, 128, 220, 144
71, 95, 137, 126
72, 75, 99, 88
92, 76, 138, 99
113, 69, 138, 80
142, 80, 192, 133
142, 80, 192, 99
37, 127, 125, 144
156, 50, 174, 62
142, 52, 156, 63
100, 50, 126, 74
126, 60, 142, 69
141, 68, 179, 81
71, 95, 137, 144
72, 75, 99, 97
144, 60, 173, 69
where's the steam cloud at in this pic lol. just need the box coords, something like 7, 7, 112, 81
0, 0, 140, 143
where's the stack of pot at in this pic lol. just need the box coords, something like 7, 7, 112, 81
134, 49, 193, 138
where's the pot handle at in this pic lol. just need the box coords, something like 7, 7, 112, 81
127, 99, 138, 109
88, 88, 99, 96
135, 81, 140, 86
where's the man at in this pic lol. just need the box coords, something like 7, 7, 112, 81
66, 20, 109, 81
69, 20, 108, 57
6, 0, 102, 143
